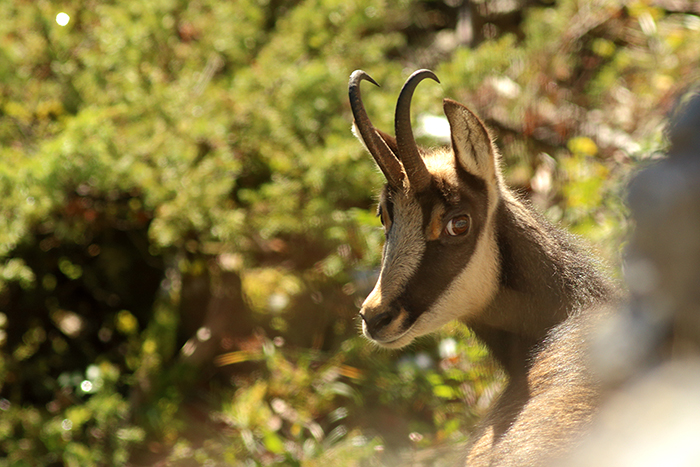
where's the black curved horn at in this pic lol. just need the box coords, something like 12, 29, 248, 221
349, 70, 403, 189
395, 69, 440, 192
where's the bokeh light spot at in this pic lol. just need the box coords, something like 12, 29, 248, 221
56, 12, 70, 26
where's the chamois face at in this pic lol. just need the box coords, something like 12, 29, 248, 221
360, 145, 501, 347
349, 70, 502, 348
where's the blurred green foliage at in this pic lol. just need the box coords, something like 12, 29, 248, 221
0, 0, 698, 465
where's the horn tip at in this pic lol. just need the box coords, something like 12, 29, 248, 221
350, 70, 380, 88
411, 68, 440, 85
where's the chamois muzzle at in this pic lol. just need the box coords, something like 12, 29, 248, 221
360, 303, 410, 346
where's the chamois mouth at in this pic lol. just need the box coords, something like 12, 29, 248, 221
373, 331, 414, 349
365, 327, 415, 349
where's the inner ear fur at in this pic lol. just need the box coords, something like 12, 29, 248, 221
443, 98, 496, 183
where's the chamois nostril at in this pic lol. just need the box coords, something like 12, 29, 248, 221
367, 311, 394, 337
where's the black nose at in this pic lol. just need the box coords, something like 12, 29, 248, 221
361, 310, 396, 339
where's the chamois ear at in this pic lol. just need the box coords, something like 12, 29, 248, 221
443, 98, 497, 183
374, 128, 400, 157
351, 125, 403, 176
351, 126, 402, 175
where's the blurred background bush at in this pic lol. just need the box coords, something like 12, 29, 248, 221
0, 0, 698, 465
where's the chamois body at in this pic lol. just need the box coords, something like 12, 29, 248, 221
348, 70, 618, 466
460, 191, 617, 466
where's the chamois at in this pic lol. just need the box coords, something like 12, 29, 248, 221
349, 69, 619, 466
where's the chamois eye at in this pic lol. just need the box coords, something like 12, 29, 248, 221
444, 215, 471, 237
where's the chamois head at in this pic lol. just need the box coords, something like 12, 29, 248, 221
350, 70, 503, 348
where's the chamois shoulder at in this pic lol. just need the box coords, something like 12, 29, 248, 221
487, 307, 614, 466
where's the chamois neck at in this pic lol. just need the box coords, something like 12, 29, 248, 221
468, 192, 616, 376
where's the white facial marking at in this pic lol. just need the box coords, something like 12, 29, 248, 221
410, 216, 499, 337
360, 194, 425, 343
363, 201, 499, 348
